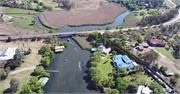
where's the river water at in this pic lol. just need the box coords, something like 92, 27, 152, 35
44, 39, 99, 93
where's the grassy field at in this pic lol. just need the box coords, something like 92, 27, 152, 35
96, 55, 113, 80
121, 12, 141, 28
3, 7, 37, 29
155, 47, 175, 60
73, 36, 92, 49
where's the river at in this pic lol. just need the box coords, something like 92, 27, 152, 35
44, 39, 99, 93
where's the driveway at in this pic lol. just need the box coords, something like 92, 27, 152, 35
44, 39, 98, 93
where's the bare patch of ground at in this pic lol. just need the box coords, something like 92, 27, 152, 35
0, 23, 47, 36
41, 3, 126, 27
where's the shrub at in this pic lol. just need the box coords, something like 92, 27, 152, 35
10, 78, 20, 93
33, 66, 49, 78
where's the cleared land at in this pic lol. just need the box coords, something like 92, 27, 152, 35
2, 7, 37, 29
41, 3, 126, 27
121, 12, 141, 28
155, 47, 174, 60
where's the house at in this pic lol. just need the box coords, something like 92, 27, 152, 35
0, 48, 17, 68
136, 85, 152, 94
96, 44, 111, 55
0, 48, 17, 61
147, 39, 167, 47
112, 55, 138, 69
136, 42, 149, 51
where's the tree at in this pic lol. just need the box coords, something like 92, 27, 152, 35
170, 78, 177, 86
104, 88, 119, 94
149, 82, 165, 94
20, 84, 33, 94
128, 83, 138, 93
159, 66, 168, 74
115, 77, 128, 92
28, 77, 43, 93
38, 45, 52, 55
10, 78, 19, 93
88, 32, 100, 42
33, 66, 49, 77
173, 44, 180, 59
57, 0, 73, 10
40, 56, 51, 67
0, 68, 8, 80
6, 59, 21, 70
140, 50, 159, 65
137, 35, 144, 43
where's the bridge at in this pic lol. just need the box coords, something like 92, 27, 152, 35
0, 25, 158, 41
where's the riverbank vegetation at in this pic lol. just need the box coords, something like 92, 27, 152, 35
140, 8, 178, 26
73, 36, 92, 50
112, 0, 164, 11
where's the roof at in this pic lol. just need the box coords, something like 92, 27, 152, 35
137, 85, 152, 94
148, 39, 166, 46
0, 48, 17, 61
122, 55, 132, 64
97, 45, 105, 50
38, 77, 49, 86
113, 55, 135, 69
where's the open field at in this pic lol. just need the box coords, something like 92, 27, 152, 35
73, 36, 92, 49
41, 3, 126, 27
155, 47, 174, 60
121, 12, 141, 28
0, 40, 44, 93
2, 7, 37, 29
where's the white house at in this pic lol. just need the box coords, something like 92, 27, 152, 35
137, 85, 152, 94
0, 48, 17, 61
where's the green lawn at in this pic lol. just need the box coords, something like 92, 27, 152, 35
121, 12, 141, 28
155, 47, 175, 60
96, 55, 113, 80
3, 7, 37, 29
73, 36, 92, 49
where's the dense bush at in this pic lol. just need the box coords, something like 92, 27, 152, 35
20, 77, 43, 94
33, 66, 49, 78
117, 0, 164, 10
140, 9, 178, 26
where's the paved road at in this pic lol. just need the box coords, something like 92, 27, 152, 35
44, 39, 98, 93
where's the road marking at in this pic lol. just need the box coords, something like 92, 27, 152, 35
78, 61, 82, 71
